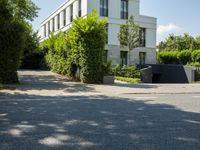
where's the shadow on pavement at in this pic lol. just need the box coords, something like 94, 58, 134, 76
0, 93, 199, 150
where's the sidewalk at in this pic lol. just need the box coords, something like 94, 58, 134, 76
93, 81, 200, 95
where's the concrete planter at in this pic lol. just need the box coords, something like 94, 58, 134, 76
103, 76, 115, 84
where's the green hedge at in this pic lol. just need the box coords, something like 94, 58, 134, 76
112, 65, 140, 78
191, 50, 200, 62
0, 20, 26, 83
158, 50, 200, 65
41, 10, 106, 83
158, 51, 179, 64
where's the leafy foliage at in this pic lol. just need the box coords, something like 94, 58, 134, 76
112, 65, 140, 78
158, 50, 200, 65
20, 26, 46, 69
191, 50, 200, 62
41, 10, 107, 83
158, 51, 179, 64
158, 33, 200, 51
0, 0, 38, 83
178, 50, 192, 65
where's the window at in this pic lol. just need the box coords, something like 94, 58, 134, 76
70, 5, 73, 22
44, 24, 46, 37
52, 18, 55, 32
139, 28, 146, 47
120, 51, 128, 66
104, 50, 108, 62
106, 23, 108, 44
78, 0, 81, 17
121, 0, 128, 19
63, 9, 66, 26
139, 52, 146, 65
48, 21, 50, 35
57, 14, 60, 29
100, 0, 108, 17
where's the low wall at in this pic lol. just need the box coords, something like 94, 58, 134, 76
139, 64, 196, 83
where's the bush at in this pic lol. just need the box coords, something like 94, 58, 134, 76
113, 65, 140, 78
158, 51, 179, 64
196, 70, 200, 81
0, 20, 26, 83
191, 50, 200, 62
178, 50, 192, 65
41, 10, 106, 83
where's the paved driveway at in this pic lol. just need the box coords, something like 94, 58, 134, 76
0, 71, 200, 150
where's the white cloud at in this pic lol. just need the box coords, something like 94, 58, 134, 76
157, 23, 183, 35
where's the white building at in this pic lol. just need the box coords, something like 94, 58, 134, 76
40, 0, 157, 65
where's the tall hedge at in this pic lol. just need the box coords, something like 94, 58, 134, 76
191, 50, 200, 62
158, 51, 179, 64
41, 10, 106, 83
0, 20, 26, 83
158, 50, 200, 65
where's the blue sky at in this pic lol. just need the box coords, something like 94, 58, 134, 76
32, 0, 200, 44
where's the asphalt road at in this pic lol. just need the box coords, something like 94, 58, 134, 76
0, 71, 199, 150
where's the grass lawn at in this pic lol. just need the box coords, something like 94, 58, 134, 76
115, 76, 141, 84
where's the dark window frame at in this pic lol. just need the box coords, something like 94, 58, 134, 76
52, 18, 55, 32
63, 9, 66, 26
139, 52, 146, 65
120, 51, 128, 66
139, 28, 146, 47
70, 4, 73, 22
78, 0, 82, 17
100, 0, 108, 17
121, 0, 128, 19
57, 14, 60, 29
44, 24, 46, 37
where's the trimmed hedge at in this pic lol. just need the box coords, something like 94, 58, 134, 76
41, 10, 106, 83
158, 50, 200, 65
0, 20, 26, 83
113, 65, 140, 78
191, 50, 200, 62
158, 51, 179, 64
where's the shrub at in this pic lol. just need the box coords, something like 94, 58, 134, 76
41, 10, 106, 83
191, 50, 200, 62
158, 51, 179, 64
0, 20, 26, 83
178, 50, 192, 65
112, 65, 140, 78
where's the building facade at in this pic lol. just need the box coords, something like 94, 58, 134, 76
40, 0, 157, 65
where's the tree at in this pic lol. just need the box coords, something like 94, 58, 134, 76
0, 0, 39, 83
118, 16, 140, 65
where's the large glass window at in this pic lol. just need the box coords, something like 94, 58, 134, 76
106, 23, 108, 44
120, 51, 128, 66
70, 5, 73, 22
78, 0, 81, 17
44, 24, 46, 37
57, 14, 60, 29
63, 9, 66, 26
139, 28, 146, 47
48, 21, 50, 35
52, 18, 55, 32
139, 52, 146, 65
100, 0, 108, 17
121, 0, 128, 19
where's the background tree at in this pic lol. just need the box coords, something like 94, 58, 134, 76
0, 0, 39, 83
158, 33, 200, 51
118, 16, 140, 65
